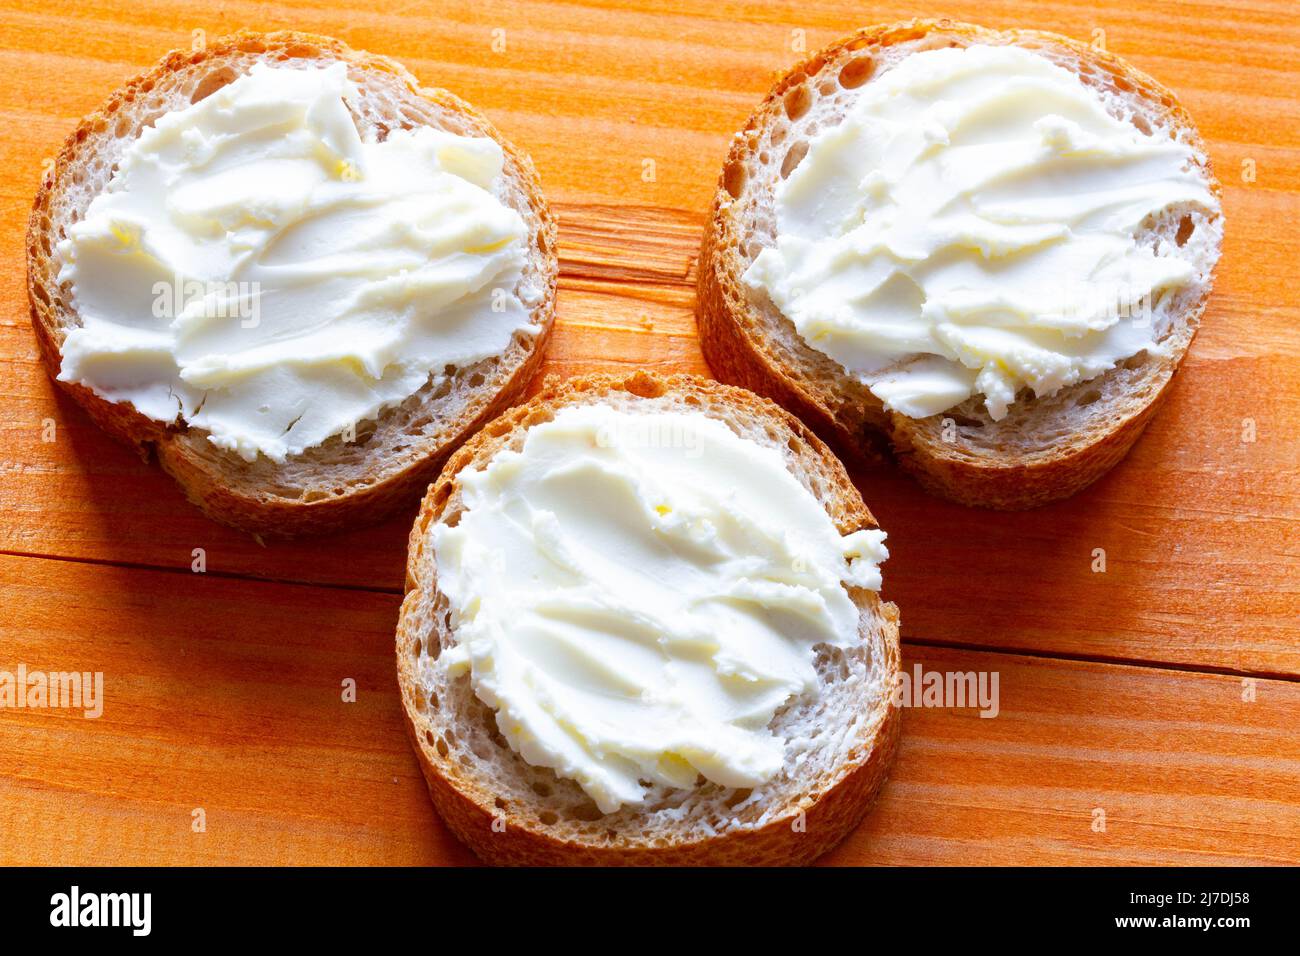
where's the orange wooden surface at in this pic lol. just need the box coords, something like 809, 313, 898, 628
0, 0, 1296, 865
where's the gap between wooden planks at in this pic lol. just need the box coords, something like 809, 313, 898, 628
0, 553, 1296, 866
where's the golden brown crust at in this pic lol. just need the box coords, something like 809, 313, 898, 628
697, 219, 890, 470
397, 371, 901, 865
888, 380, 1178, 509
697, 18, 1222, 509
27, 30, 557, 536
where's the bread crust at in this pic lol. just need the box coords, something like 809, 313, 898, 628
397, 371, 901, 865
27, 30, 558, 536
697, 18, 1222, 509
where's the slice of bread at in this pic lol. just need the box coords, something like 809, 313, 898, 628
397, 371, 901, 865
698, 19, 1223, 509
27, 31, 558, 536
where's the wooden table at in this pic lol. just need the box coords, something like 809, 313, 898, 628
1, 0, 1296, 866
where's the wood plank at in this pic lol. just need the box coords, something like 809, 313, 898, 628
0, 554, 1294, 865
831, 645, 1300, 866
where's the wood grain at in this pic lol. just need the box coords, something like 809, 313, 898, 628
0, 0, 1296, 864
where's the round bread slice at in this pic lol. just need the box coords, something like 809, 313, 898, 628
27, 31, 558, 536
697, 18, 1224, 509
397, 371, 901, 865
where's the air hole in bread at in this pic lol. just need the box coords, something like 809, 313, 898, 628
567, 802, 604, 823
725, 788, 752, 808
191, 66, 238, 104
624, 373, 667, 398
284, 43, 321, 59
783, 85, 811, 121
531, 781, 551, 797
1175, 214, 1194, 247
723, 161, 747, 200
1132, 113, 1152, 135
918, 35, 960, 52
494, 797, 508, 810
839, 56, 875, 89
1122, 352, 1149, 370
949, 415, 983, 429
781, 141, 809, 180
538, 810, 558, 826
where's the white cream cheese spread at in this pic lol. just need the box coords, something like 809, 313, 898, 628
743, 44, 1218, 420
57, 62, 533, 461
431, 404, 888, 813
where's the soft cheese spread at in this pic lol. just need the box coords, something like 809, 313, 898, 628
743, 44, 1218, 420
57, 63, 533, 461
430, 404, 889, 812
